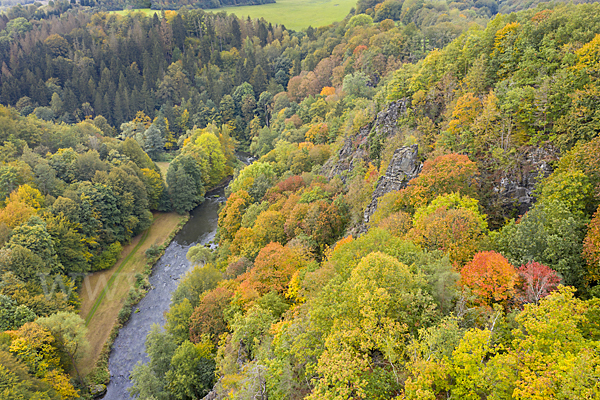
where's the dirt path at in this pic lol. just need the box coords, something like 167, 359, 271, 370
77, 212, 185, 375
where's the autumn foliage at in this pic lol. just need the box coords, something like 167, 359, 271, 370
275, 175, 305, 194
461, 251, 518, 305
517, 261, 560, 304
395, 153, 479, 212
320, 86, 336, 96
583, 205, 600, 282
410, 194, 487, 266
237, 242, 307, 296
218, 190, 252, 242
189, 287, 233, 344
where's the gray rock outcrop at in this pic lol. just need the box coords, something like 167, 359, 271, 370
371, 98, 409, 139
363, 144, 422, 226
323, 125, 371, 181
322, 99, 409, 181
90, 384, 107, 398
489, 146, 557, 217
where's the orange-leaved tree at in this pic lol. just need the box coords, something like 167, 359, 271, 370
461, 251, 518, 306
583, 204, 600, 282
238, 242, 307, 296
320, 86, 336, 96
189, 286, 233, 345
393, 153, 479, 215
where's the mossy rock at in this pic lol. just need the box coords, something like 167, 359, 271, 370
90, 384, 107, 398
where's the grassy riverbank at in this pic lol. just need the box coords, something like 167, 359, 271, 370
77, 212, 187, 376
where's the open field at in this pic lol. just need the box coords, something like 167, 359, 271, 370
110, 0, 355, 30
111, 8, 159, 16
220, 0, 355, 30
156, 161, 170, 179
77, 212, 186, 375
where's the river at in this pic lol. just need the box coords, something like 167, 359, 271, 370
102, 187, 225, 399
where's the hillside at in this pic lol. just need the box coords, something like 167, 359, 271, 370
1, 0, 600, 398
132, 2, 600, 399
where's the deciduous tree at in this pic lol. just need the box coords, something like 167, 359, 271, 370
189, 287, 233, 344
410, 194, 487, 266
496, 199, 587, 290
460, 251, 518, 306
517, 261, 560, 304
239, 242, 307, 296
165, 340, 215, 399
395, 154, 479, 213
583, 205, 600, 282
36, 312, 89, 384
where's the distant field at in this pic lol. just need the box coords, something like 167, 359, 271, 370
112, 8, 159, 16
219, 0, 355, 30
111, 0, 355, 30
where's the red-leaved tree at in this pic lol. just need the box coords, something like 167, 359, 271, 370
518, 261, 561, 304
276, 175, 305, 193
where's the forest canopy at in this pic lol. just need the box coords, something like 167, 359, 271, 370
2, 0, 600, 398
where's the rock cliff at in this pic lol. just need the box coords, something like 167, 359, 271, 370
323, 125, 371, 182
483, 146, 557, 222
363, 144, 422, 225
323, 99, 409, 181
324, 97, 556, 232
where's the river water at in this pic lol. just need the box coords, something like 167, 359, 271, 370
102, 188, 225, 399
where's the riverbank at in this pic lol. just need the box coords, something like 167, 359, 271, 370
102, 189, 224, 398
77, 212, 188, 378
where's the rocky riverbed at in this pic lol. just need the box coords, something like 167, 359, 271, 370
103, 189, 224, 399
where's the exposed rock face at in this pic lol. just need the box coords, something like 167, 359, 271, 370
202, 386, 220, 400
320, 99, 419, 233
371, 98, 409, 139
322, 99, 552, 232
90, 384, 106, 398
323, 125, 371, 182
488, 146, 557, 218
323, 99, 409, 181
363, 144, 422, 226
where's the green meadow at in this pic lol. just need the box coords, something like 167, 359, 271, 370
112, 8, 159, 16
219, 0, 355, 30
111, 0, 355, 30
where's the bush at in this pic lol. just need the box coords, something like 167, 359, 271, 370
145, 244, 161, 260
